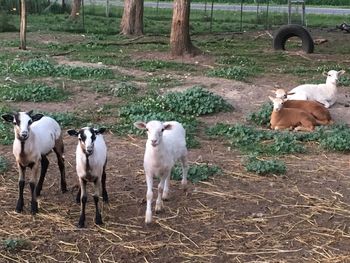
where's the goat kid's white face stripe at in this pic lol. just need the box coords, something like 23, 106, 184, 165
16, 113, 32, 136
79, 129, 95, 152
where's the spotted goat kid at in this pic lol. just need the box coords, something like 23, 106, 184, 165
67, 127, 108, 228
1, 111, 67, 214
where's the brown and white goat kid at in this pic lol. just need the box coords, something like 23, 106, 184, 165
67, 127, 108, 228
269, 96, 317, 132
134, 120, 188, 224
2, 111, 67, 214
273, 89, 333, 125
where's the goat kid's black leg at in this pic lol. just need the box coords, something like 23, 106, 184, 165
54, 148, 67, 193
29, 182, 38, 214
101, 168, 109, 203
16, 180, 25, 213
36, 155, 49, 196
78, 195, 87, 228
94, 195, 103, 225
76, 188, 81, 204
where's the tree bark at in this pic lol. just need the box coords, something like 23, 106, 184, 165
106, 0, 110, 17
120, 0, 144, 35
70, 0, 81, 19
19, 0, 26, 50
170, 0, 199, 56
62, 0, 66, 11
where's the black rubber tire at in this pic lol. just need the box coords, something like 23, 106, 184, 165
273, 24, 314, 54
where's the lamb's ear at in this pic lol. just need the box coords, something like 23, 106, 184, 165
95, 127, 106, 135
31, 113, 44, 122
27, 110, 33, 116
134, 121, 147, 130
163, 122, 173, 131
1, 114, 14, 123
67, 129, 79, 137
268, 96, 275, 102
287, 92, 295, 96
322, 71, 328, 77
269, 89, 277, 93
339, 70, 346, 76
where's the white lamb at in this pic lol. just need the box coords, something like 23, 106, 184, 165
67, 127, 108, 228
287, 70, 345, 108
134, 120, 188, 224
2, 111, 67, 214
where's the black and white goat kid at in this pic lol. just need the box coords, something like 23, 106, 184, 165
67, 127, 108, 228
2, 111, 67, 214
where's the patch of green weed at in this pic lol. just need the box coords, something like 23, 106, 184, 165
0, 83, 69, 102
163, 86, 233, 116
6, 58, 114, 79
246, 102, 272, 127
244, 155, 286, 175
0, 156, 8, 173
2, 238, 30, 252
171, 163, 222, 183
111, 82, 139, 97
207, 66, 255, 81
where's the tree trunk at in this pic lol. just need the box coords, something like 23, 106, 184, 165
170, 0, 199, 56
106, 0, 110, 17
19, 0, 27, 50
70, 0, 81, 19
120, 0, 144, 35
62, 0, 66, 11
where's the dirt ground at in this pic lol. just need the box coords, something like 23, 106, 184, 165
1, 31, 350, 262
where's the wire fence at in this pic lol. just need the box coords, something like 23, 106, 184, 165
1, 0, 350, 34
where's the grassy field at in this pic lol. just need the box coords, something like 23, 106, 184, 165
0, 8, 350, 262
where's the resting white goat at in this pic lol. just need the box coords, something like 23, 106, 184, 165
287, 70, 345, 108
134, 120, 188, 224
68, 127, 108, 228
2, 111, 67, 214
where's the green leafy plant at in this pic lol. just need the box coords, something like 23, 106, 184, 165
319, 124, 350, 152
2, 238, 30, 252
111, 82, 139, 97
148, 75, 181, 89
163, 86, 233, 116
0, 83, 69, 102
247, 102, 273, 127
207, 66, 253, 81
0, 104, 15, 145
244, 155, 286, 175
7, 58, 114, 79
171, 163, 222, 183
0, 156, 8, 173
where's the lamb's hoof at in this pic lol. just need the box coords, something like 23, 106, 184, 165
155, 202, 163, 212
36, 189, 42, 197
15, 201, 23, 213
15, 207, 23, 213
145, 212, 152, 224
61, 187, 68, 194
31, 202, 38, 215
102, 194, 109, 203
95, 215, 103, 225
77, 223, 85, 228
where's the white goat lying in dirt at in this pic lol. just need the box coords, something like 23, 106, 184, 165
2, 111, 67, 214
286, 70, 345, 108
134, 120, 188, 224
273, 88, 333, 125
